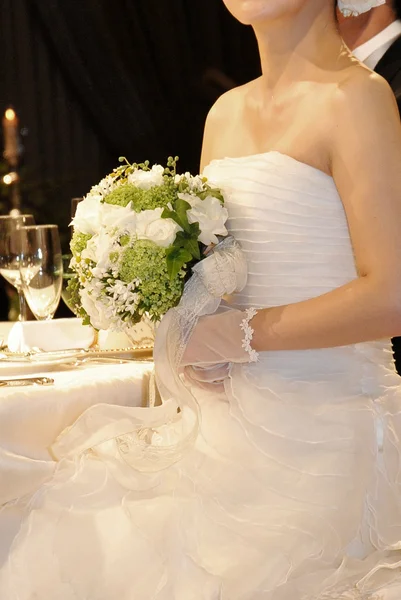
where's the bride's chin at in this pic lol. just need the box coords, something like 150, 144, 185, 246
222, 0, 309, 25
223, 0, 274, 24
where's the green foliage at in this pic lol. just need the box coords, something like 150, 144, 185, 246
173, 225, 201, 260
161, 196, 201, 278
104, 181, 177, 212
103, 183, 139, 208
197, 187, 224, 203
65, 274, 88, 321
119, 240, 184, 321
70, 232, 92, 255
119, 234, 130, 247
165, 246, 193, 281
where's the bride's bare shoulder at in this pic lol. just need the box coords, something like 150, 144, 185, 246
333, 62, 399, 125
200, 79, 259, 170
330, 60, 401, 194
209, 78, 257, 116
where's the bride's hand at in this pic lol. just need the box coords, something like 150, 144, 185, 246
183, 363, 230, 392
180, 307, 259, 369
191, 236, 248, 299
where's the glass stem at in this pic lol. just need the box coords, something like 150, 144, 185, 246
17, 287, 29, 321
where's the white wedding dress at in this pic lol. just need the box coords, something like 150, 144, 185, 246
2, 151, 401, 599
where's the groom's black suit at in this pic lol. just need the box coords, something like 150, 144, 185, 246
375, 34, 401, 112
375, 33, 401, 374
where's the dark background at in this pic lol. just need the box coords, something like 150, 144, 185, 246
0, 0, 261, 250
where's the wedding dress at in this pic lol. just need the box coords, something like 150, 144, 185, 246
2, 151, 401, 599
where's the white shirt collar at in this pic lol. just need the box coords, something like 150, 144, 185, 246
353, 20, 401, 69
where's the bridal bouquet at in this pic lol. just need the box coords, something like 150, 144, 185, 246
67, 157, 228, 332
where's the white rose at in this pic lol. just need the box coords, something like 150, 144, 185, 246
79, 289, 110, 331
177, 192, 195, 204
179, 193, 228, 246
136, 208, 181, 248
71, 195, 102, 235
127, 164, 165, 190
143, 218, 181, 248
98, 202, 137, 232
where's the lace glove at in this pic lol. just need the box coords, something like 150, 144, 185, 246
180, 307, 259, 370
154, 236, 249, 396
183, 364, 230, 392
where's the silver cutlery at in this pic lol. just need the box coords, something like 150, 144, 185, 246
0, 376, 54, 387
0, 347, 153, 364
61, 356, 153, 367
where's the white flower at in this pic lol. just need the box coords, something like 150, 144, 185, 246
127, 164, 164, 190
105, 280, 141, 316
79, 288, 110, 331
82, 229, 114, 271
80, 238, 97, 264
71, 195, 102, 235
136, 208, 181, 248
88, 175, 117, 199
178, 193, 228, 246
98, 202, 137, 232
175, 172, 206, 192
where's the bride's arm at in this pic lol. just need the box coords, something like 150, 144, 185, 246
252, 73, 401, 351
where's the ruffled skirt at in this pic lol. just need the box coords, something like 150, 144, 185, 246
1, 343, 401, 599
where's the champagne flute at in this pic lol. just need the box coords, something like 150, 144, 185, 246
0, 214, 35, 320
61, 197, 83, 313
18, 225, 63, 320
61, 253, 78, 315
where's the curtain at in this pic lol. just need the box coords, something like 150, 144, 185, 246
0, 0, 260, 246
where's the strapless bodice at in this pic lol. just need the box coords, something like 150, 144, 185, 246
203, 152, 398, 389
204, 151, 356, 308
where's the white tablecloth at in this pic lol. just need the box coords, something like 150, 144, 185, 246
0, 321, 13, 343
0, 321, 153, 565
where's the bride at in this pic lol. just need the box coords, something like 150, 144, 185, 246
2, 0, 401, 598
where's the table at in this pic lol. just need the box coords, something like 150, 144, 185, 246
0, 321, 154, 565
0, 321, 12, 343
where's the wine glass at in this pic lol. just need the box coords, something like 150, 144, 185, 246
61, 253, 78, 315
61, 197, 83, 314
0, 214, 35, 320
18, 225, 63, 320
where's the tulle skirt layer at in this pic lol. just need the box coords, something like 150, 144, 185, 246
1, 343, 401, 599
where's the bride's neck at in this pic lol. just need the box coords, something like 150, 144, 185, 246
253, 4, 345, 92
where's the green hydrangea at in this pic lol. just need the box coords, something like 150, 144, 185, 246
65, 275, 90, 324
70, 232, 92, 255
104, 182, 177, 212
119, 240, 183, 321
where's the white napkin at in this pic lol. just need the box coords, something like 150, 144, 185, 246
7, 318, 95, 353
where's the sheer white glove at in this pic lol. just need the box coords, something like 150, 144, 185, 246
183, 363, 230, 392
190, 235, 248, 308
155, 236, 249, 395
180, 306, 258, 369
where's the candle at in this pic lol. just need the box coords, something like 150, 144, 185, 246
2, 108, 19, 167
3, 171, 18, 185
